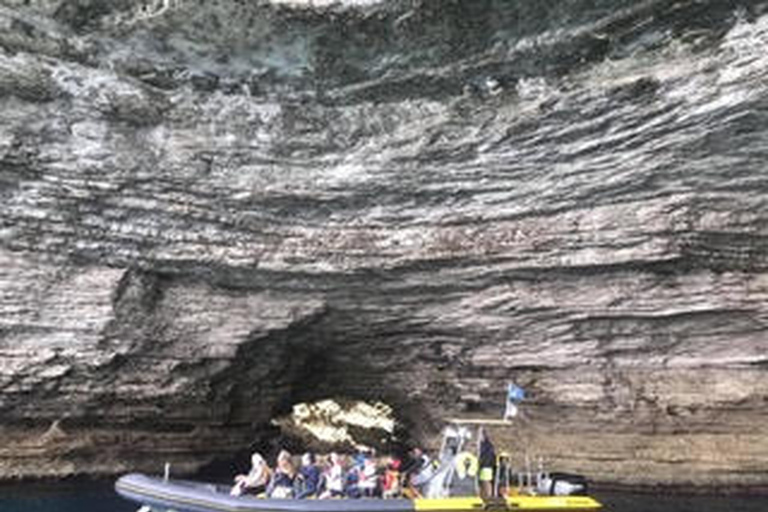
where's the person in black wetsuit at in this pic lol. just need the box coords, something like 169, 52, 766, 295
477, 428, 496, 499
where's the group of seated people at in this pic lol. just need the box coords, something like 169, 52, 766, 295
231, 448, 429, 499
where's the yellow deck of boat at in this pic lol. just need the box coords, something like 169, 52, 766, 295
413, 496, 601, 511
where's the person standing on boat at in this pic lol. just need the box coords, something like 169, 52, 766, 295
477, 428, 496, 499
231, 452, 272, 496
296, 452, 321, 498
496, 452, 512, 497
268, 449, 297, 498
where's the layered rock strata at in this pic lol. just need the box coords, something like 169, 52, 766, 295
0, 0, 767, 487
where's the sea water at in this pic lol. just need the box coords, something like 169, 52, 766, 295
0, 481, 765, 512
0, 480, 134, 512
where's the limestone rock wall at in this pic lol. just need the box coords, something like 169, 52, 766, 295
0, 0, 767, 486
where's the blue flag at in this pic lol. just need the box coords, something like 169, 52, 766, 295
507, 383, 525, 402
504, 383, 525, 419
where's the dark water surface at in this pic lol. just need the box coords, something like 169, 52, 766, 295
0, 480, 134, 512
0, 481, 765, 512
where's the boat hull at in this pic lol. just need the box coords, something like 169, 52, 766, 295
115, 474, 602, 512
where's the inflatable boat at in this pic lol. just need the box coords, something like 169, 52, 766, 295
116, 410, 602, 512
115, 472, 602, 512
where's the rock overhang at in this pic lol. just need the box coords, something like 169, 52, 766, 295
0, 0, 767, 487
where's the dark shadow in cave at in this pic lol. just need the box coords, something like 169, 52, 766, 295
195, 395, 412, 482
198, 309, 432, 481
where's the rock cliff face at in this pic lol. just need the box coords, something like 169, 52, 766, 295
1, 0, 767, 487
